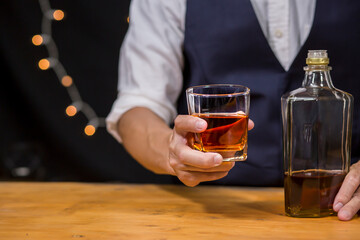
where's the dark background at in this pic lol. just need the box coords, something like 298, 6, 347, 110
0, 0, 173, 183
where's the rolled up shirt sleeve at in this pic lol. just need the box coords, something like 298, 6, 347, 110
106, 0, 186, 143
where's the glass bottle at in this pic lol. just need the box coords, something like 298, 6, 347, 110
281, 50, 353, 217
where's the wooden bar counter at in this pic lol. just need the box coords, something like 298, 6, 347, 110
0, 182, 358, 239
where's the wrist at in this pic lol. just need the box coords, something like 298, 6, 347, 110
147, 127, 175, 175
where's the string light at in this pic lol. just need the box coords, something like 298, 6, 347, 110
66, 105, 77, 117
32, 35, 43, 46
53, 10, 65, 21
127, 16, 130, 23
61, 75, 73, 87
32, 34, 50, 46
38, 58, 50, 70
84, 119, 98, 136
33, 0, 114, 136
84, 125, 96, 136
38, 57, 58, 70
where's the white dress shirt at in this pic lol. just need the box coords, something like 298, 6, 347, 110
106, 0, 316, 142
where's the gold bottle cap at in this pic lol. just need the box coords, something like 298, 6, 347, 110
306, 50, 330, 65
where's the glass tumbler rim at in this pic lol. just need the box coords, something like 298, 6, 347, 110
186, 84, 250, 97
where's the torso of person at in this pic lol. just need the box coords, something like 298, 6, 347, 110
177, 0, 360, 186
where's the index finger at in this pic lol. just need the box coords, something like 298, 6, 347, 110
333, 162, 360, 211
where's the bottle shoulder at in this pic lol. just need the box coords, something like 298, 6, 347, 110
281, 87, 353, 102
334, 88, 354, 100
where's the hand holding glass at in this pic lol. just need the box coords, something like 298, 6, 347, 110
186, 84, 250, 161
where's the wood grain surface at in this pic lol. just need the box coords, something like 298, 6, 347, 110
0, 182, 358, 240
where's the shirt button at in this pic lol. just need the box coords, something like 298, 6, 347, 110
275, 29, 283, 38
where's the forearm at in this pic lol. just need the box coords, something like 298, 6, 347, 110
117, 107, 175, 175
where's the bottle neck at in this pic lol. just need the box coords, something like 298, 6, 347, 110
302, 65, 334, 88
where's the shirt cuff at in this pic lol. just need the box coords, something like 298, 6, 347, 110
106, 93, 177, 143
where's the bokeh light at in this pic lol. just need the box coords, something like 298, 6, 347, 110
53, 10, 65, 21
38, 59, 50, 70
84, 125, 96, 136
61, 75, 73, 87
66, 105, 77, 117
32, 35, 43, 46
127, 16, 130, 23
34, 4, 103, 136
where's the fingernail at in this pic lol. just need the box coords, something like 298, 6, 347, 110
339, 210, 351, 220
214, 155, 223, 166
334, 202, 344, 212
196, 121, 206, 130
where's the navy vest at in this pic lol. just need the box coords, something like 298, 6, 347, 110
178, 0, 360, 186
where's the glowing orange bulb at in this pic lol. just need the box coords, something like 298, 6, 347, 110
32, 35, 43, 46
53, 10, 65, 21
127, 16, 130, 23
61, 75, 73, 87
84, 125, 96, 136
38, 59, 50, 70
66, 105, 77, 117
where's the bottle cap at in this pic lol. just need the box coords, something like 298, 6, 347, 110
306, 50, 330, 65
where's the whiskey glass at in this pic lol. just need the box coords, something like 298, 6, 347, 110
186, 84, 250, 161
